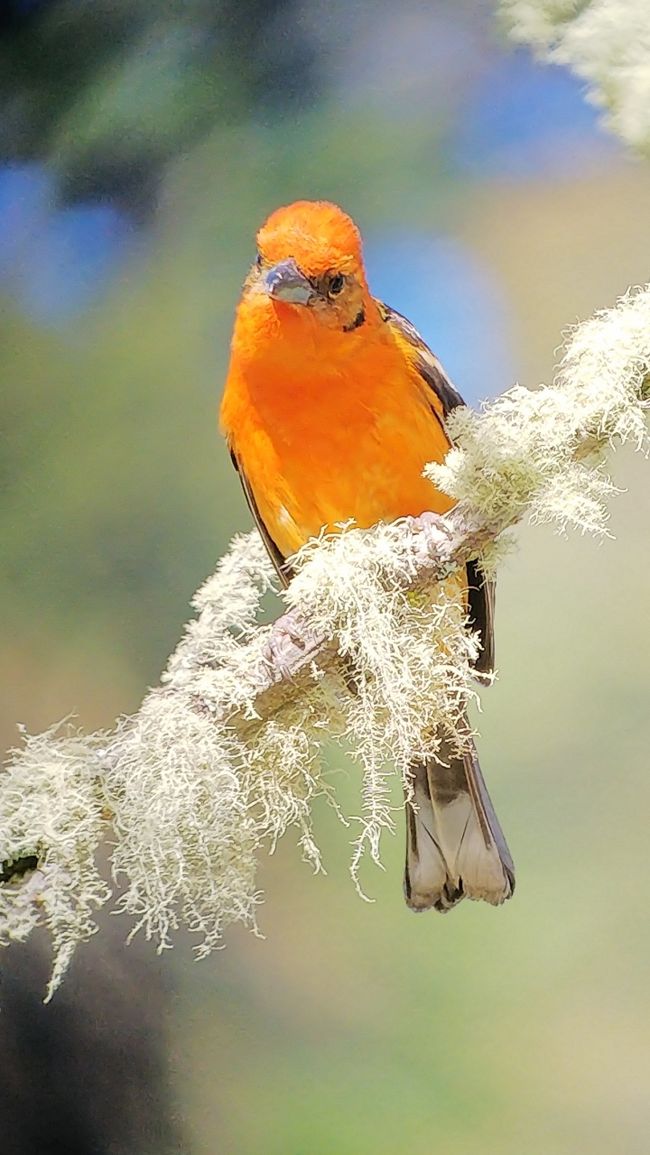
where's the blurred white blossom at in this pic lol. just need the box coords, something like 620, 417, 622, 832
502, 0, 650, 151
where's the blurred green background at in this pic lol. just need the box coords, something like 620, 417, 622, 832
2, 2, 650, 1153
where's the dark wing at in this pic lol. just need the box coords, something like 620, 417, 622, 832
380, 301, 495, 677
466, 558, 495, 677
229, 450, 291, 589
378, 302, 465, 415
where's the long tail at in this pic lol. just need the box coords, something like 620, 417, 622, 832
404, 734, 514, 912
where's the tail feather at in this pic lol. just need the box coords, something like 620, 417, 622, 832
404, 735, 514, 912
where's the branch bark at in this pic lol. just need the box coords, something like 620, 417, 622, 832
227, 507, 493, 726
1, 284, 648, 995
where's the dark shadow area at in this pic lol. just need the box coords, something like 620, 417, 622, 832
0, 922, 188, 1155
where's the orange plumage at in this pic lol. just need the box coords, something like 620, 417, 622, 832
220, 201, 454, 558
220, 200, 514, 912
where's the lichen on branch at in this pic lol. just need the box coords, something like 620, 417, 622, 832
1, 285, 649, 996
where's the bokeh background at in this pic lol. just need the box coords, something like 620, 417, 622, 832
2, 1, 650, 1153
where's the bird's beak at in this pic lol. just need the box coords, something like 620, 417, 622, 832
263, 258, 314, 306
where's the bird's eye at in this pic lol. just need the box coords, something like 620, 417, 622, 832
256, 252, 263, 268
328, 273, 344, 297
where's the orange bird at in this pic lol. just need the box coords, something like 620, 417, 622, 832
220, 200, 514, 911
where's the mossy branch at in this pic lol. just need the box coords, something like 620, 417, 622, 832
1, 285, 649, 997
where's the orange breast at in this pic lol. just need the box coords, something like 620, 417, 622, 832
221, 302, 455, 559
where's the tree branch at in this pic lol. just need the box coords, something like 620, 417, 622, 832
1, 284, 649, 997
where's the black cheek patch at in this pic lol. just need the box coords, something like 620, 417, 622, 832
343, 307, 365, 332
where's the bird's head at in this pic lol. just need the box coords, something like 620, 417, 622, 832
249, 200, 370, 333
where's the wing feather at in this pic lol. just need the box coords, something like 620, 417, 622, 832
229, 450, 290, 588
377, 301, 465, 416
380, 300, 495, 676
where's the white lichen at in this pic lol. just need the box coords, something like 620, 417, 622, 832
430, 285, 650, 535
0, 724, 110, 1000
101, 531, 326, 958
1, 285, 649, 993
287, 528, 478, 886
501, 0, 650, 152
